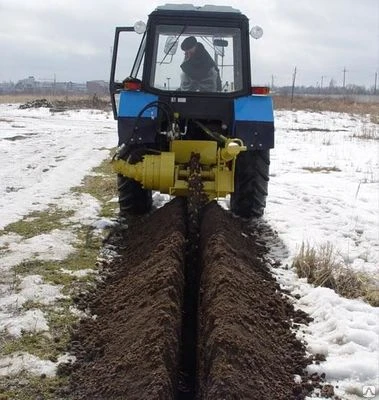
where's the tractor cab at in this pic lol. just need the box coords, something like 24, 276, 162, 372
143, 14, 245, 93
110, 4, 263, 117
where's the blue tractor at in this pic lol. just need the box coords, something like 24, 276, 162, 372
109, 4, 274, 218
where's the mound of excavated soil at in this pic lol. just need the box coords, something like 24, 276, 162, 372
18, 98, 53, 109
64, 198, 186, 400
62, 198, 312, 399
198, 202, 310, 399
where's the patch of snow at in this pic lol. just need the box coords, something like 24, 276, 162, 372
267, 110, 378, 278
0, 105, 115, 230
0, 275, 65, 312
299, 287, 378, 376
152, 192, 171, 207
61, 192, 102, 225
0, 229, 76, 270
60, 268, 95, 277
0, 352, 75, 377
0, 309, 49, 337
91, 218, 118, 230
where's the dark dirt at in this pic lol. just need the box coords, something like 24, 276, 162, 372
198, 203, 310, 399
63, 198, 186, 400
62, 199, 315, 400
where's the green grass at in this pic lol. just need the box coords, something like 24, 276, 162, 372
11, 225, 101, 294
0, 297, 78, 399
2, 208, 75, 239
72, 156, 117, 218
13, 260, 77, 288
0, 374, 68, 400
2, 332, 59, 362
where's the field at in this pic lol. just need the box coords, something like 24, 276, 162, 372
0, 95, 377, 399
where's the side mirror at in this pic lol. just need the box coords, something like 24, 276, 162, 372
164, 36, 179, 55
213, 39, 228, 47
213, 38, 228, 57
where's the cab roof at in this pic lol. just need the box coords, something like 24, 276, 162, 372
155, 4, 241, 14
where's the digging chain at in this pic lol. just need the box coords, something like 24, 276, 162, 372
177, 152, 208, 395
187, 152, 208, 254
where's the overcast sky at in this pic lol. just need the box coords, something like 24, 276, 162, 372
1, 0, 378, 88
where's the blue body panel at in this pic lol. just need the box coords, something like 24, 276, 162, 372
234, 95, 274, 122
233, 95, 275, 150
118, 91, 159, 118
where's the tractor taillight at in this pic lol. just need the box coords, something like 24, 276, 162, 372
251, 86, 270, 95
124, 81, 142, 91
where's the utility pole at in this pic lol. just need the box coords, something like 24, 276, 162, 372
271, 74, 275, 90
374, 72, 378, 95
342, 67, 347, 90
291, 66, 297, 103
321, 75, 326, 91
53, 73, 56, 96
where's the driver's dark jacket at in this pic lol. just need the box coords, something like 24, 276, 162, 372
180, 43, 218, 91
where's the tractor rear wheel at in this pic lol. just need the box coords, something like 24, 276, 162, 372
230, 150, 270, 218
117, 174, 153, 216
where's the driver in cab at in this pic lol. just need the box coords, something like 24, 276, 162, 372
180, 36, 218, 92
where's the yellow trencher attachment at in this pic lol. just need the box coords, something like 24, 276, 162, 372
111, 139, 246, 201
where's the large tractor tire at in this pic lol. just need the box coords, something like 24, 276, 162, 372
230, 150, 270, 218
117, 174, 153, 216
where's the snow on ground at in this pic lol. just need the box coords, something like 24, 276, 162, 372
0, 106, 115, 229
0, 353, 75, 377
0, 103, 378, 398
0, 229, 76, 271
0, 104, 116, 377
268, 110, 378, 276
265, 110, 379, 399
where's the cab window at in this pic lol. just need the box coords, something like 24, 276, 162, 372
149, 25, 242, 93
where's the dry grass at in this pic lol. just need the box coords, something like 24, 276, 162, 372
2, 93, 378, 116
293, 242, 340, 288
352, 125, 379, 140
293, 242, 379, 306
273, 95, 379, 117
302, 166, 341, 173
0, 94, 111, 110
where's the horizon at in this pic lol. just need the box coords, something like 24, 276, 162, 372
0, 0, 378, 88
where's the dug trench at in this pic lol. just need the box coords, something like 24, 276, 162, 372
59, 198, 316, 400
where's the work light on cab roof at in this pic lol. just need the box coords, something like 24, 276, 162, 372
133, 20, 146, 34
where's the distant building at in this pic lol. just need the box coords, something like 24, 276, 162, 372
10, 76, 88, 94
67, 81, 87, 92
86, 80, 109, 95
0, 81, 15, 93
15, 76, 37, 91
